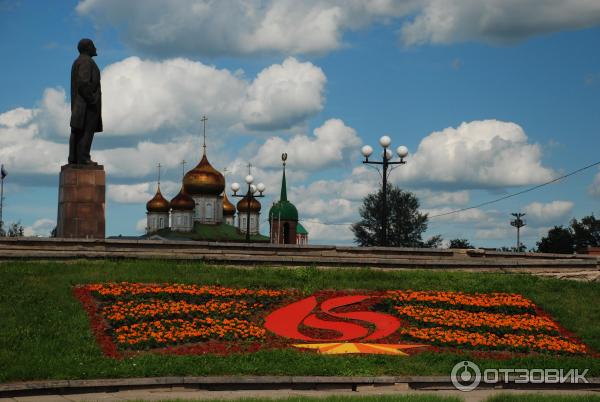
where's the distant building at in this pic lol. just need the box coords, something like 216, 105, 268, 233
142, 117, 269, 242
269, 155, 308, 244
182, 153, 225, 225
296, 223, 308, 245
146, 184, 170, 232
223, 193, 236, 226
169, 184, 194, 232
237, 194, 261, 235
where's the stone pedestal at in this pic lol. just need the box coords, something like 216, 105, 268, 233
56, 164, 105, 239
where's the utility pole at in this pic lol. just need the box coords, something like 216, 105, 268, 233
0, 164, 6, 232
510, 212, 526, 252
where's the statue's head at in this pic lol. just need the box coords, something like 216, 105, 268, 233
77, 38, 97, 57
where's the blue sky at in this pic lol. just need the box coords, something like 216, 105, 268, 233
0, 0, 599, 247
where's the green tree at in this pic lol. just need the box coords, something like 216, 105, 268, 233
7, 221, 24, 237
0, 221, 24, 237
570, 214, 600, 251
448, 238, 474, 249
351, 186, 440, 247
536, 226, 575, 254
423, 234, 443, 248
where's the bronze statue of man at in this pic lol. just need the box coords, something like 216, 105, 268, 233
69, 38, 102, 165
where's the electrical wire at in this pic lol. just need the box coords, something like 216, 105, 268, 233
428, 160, 600, 219
296, 159, 600, 226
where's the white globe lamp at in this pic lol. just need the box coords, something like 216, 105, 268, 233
396, 145, 409, 159
379, 135, 391, 148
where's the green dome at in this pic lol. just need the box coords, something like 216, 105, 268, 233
269, 200, 298, 221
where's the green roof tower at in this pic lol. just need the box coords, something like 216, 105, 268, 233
269, 153, 306, 244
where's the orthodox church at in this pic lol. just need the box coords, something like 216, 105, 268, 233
144, 119, 263, 241
143, 119, 307, 244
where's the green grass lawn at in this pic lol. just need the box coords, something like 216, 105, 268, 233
131, 397, 462, 402
128, 395, 600, 402
0, 260, 599, 382
485, 395, 600, 402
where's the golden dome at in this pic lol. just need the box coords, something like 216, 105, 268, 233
146, 187, 170, 213
170, 186, 195, 211
223, 193, 236, 216
237, 195, 261, 213
183, 154, 225, 196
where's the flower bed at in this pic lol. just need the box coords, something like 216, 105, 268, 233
75, 282, 293, 355
74, 283, 590, 358
381, 290, 586, 354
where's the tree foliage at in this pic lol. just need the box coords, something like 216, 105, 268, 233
351, 185, 440, 247
536, 214, 599, 254
448, 238, 474, 249
570, 214, 600, 250
0, 221, 24, 237
536, 225, 575, 254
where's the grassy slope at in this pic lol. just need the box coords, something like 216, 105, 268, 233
155, 223, 270, 242
0, 260, 598, 382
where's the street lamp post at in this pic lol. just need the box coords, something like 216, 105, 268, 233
231, 172, 265, 242
360, 136, 409, 247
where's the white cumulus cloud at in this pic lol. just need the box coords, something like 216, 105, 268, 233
76, 0, 600, 57
37, 87, 71, 137
101, 57, 245, 135
523, 200, 574, 226
401, 0, 600, 46
253, 118, 362, 171
242, 58, 326, 130
0, 55, 327, 179
588, 169, 600, 198
76, 0, 417, 57
415, 189, 469, 207
23, 218, 56, 237
101, 56, 324, 135
295, 197, 356, 222
0, 107, 64, 174
395, 119, 555, 189
300, 218, 355, 244
108, 181, 181, 203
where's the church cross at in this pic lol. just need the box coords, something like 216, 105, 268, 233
157, 163, 162, 188
201, 115, 208, 154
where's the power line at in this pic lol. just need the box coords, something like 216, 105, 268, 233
428, 160, 600, 219
297, 159, 600, 226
